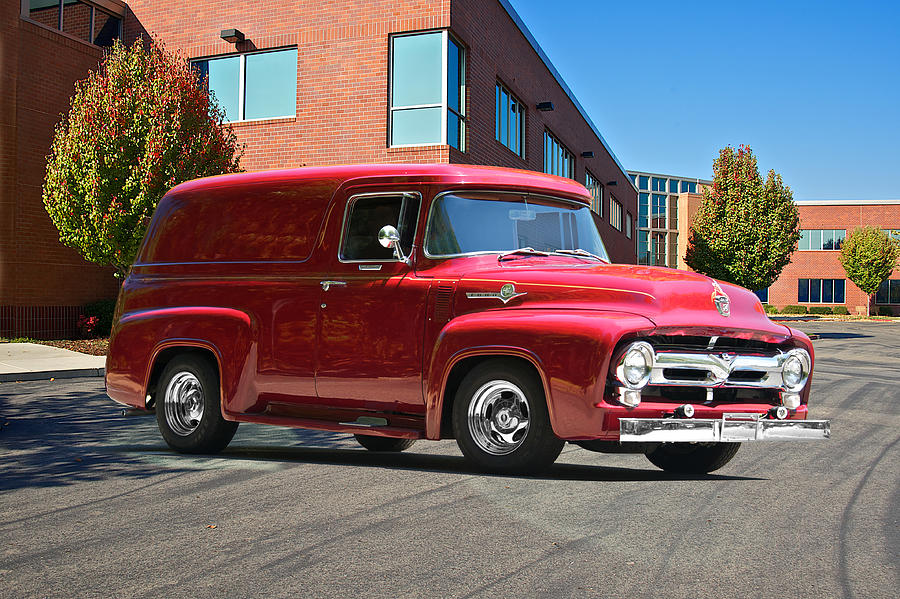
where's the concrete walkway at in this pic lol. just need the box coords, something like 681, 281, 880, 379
0, 343, 105, 382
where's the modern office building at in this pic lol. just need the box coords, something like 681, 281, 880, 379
627, 170, 709, 267
764, 200, 900, 315
3, 0, 638, 338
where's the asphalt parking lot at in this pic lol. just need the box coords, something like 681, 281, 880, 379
0, 321, 897, 598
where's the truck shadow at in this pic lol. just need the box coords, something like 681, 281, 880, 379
123, 444, 763, 482
0, 381, 761, 493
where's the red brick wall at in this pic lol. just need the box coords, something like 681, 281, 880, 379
125, 0, 635, 262
1, 5, 120, 338
125, 0, 451, 170
768, 204, 900, 314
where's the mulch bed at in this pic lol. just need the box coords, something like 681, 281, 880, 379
0, 338, 109, 356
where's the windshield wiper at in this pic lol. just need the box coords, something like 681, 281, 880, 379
498, 247, 551, 262
554, 248, 608, 262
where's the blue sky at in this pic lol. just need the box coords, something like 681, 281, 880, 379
506, 0, 900, 200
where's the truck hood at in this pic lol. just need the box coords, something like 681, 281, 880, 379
453, 259, 789, 340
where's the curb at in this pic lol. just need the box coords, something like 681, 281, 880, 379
0, 368, 105, 383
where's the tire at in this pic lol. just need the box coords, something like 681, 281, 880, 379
645, 442, 741, 474
452, 359, 564, 474
156, 354, 238, 454
354, 434, 416, 452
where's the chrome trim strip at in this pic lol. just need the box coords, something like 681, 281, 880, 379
649, 350, 789, 388
619, 417, 830, 443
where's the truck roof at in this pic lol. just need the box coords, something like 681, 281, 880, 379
168, 163, 593, 203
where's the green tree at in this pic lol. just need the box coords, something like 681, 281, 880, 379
839, 226, 899, 316
43, 39, 242, 277
685, 146, 800, 291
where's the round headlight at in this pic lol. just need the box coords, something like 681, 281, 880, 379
781, 349, 811, 392
617, 341, 654, 389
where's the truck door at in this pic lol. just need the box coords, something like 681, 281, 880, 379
315, 192, 428, 414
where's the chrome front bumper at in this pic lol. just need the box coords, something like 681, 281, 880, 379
620, 413, 830, 443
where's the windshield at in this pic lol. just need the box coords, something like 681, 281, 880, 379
424, 192, 610, 261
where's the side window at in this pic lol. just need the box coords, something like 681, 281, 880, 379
340, 194, 420, 261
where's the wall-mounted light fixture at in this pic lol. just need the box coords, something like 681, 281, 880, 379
536, 101, 554, 111
606, 181, 618, 186
581, 151, 594, 158
220, 28, 245, 44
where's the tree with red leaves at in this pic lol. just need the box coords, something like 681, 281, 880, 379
685, 146, 799, 292
43, 39, 242, 277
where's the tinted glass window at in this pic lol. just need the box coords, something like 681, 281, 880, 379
341, 195, 420, 261
245, 49, 297, 119
196, 56, 240, 122
93, 9, 120, 47
426, 192, 608, 260
391, 33, 443, 107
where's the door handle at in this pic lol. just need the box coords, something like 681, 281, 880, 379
320, 280, 347, 291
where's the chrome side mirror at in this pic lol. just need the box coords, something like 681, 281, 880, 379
377, 225, 409, 264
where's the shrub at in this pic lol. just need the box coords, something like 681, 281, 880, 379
877, 306, 895, 317
77, 315, 100, 338
832, 306, 850, 315
808, 306, 833, 315
83, 299, 117, 337
781, 305, 808, 315
762, 304, 779, 314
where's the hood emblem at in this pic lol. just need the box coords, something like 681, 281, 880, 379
467, 283, 527, 304
711, 281, 731, 317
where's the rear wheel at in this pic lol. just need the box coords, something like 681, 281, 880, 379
354, 434, 416, 452
645, 442, 740, 474
156, 355, 238, 454
452, 360, 564, 474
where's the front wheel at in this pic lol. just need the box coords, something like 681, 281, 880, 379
452, 360, 564, 474
645, 442, 740, 474
156, 355, 238, 454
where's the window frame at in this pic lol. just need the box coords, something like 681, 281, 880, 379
798, 229, 846, 251
192, 46, 298, 124
495, 81, 525, 158
388, 30, 466, 150
22, 0, 122, 47
798, 278, 846, 304
585, 170, 603, 217
610, 196, 623, 232
338, 191, 422, 264
543, 130, 575, 179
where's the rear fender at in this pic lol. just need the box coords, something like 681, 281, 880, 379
105, 307, 256, 417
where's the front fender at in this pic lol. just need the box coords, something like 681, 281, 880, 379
105, 307, 256, 416
425, 309, 655, 439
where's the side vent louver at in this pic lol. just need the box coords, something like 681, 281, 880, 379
435, 285, 454, 322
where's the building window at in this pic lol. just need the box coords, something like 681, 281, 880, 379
652, 194, 667, 228
625, 212, 633, 239
638, 176, 649, 190
876, 280, 900, 304
680, 181, 697, 193
585, 170, 603, 216
652, 177, 666, 192
754, 288, 769, 303
884, 229, 900, 242
543, 131, 574, 179
495, 82, 524, 157
798, 229, 846, 251
25, 0, 121, 47
610, 197, 623, 231
390, 31, 465, 150
194, 48, 298, 123
652, 231, 666, 265
669, 179, 680, 193
798, 279, 846, 303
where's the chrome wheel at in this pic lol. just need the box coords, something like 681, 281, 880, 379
467, 380, 531, 455
163, 371, 204, 436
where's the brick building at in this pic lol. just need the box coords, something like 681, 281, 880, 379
627, 169, 900, 316
3, 0, 637, 338
1, 0, 126, 339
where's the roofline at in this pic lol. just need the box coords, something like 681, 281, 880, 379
627, 170, 713, 186
794, 199, 900, 206
497, 0, 637, 193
